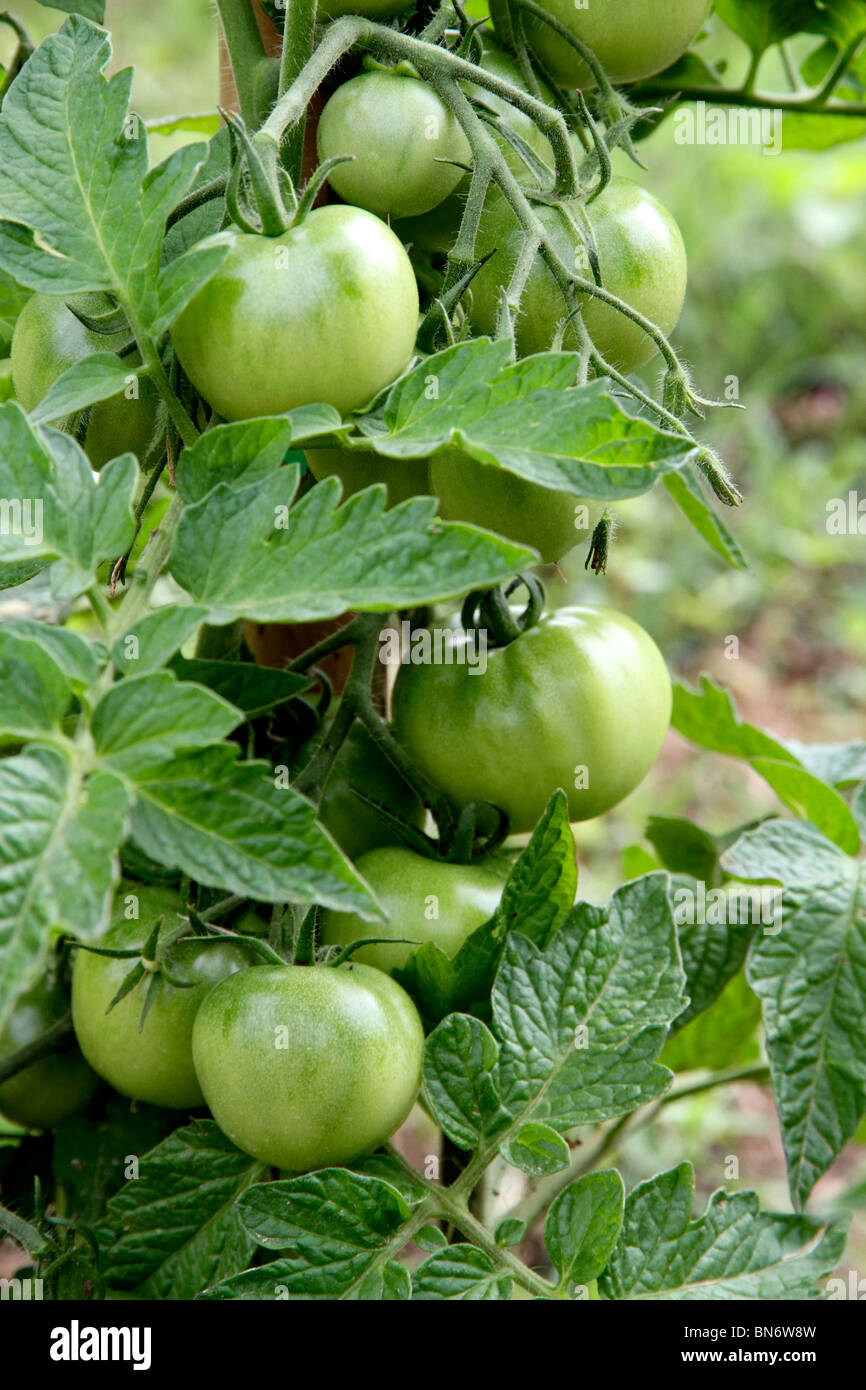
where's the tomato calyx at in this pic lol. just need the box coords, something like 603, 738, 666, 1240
460, 571, 545, 649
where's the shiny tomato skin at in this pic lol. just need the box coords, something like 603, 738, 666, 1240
191, 962, 424, 1171
391, 605, 671, 832
319, 845, 507, 974
519, 0, 714, 87
171, 207, 419, 420
0, 970, 98, 1131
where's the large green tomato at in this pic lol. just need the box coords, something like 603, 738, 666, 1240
0, 968, 98, 1130
320, 845, 507, 974
305, 447, 430, 507
392, 605, 671, 832
430, 448, 602, 563
316, 724, 425, 860
71, 884, 252, 1109
470, 178, 687, 373
192, 963, 424, 1170
318, 71, 471, 219
171, 207, 419, 420
518, 0, 714, 87
10, 292, 162, 469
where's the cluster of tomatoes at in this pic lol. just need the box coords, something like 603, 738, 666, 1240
1, 0, 699, 1171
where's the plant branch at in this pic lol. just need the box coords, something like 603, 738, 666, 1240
215, 0, 268, 128
0, 1015, 75, 1085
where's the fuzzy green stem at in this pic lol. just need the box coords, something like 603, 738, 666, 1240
215, 0, 268, 128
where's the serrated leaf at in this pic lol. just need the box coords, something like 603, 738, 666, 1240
715, 0, 819, 54
99, 1121, 263, 1298
500, 1122, 571, 1177
176, 415, 338, 505
423, 1014, 508, 1150
169, 655, 309, 719
0, 629, 73, 740
53, 1097, 177, 1227
599, 1163, 847, 1299
724, 819, 866, 1207
672, 678, 860, 853
0, 746, 128, 1027
1, 619, 99, 688
90, 671, 242, 775
0, 404, 136, 598
412, 1245, 512, 1300
111, 604, 209, 675
203, 1170, 412, 1300
545, 1171, 625, 1292
169, 468, 533, 623
364, 340, 694, 501
785, 738, 866, 789
128, 744, 378, 915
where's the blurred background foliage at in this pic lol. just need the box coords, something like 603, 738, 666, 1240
1, 0, 864, 1282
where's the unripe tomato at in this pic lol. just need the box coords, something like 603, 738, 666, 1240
171, 207, 419, 420
71, 884, 252, 1109
305, 447, 430, 507
518, 0, 714, 87
316, 724, 425, 861
430, 448, 603, 563
470, 178, 687, 373
318, 70, 471, 219
0, 968, 98, 1130
320, 845, 507, 974
11, 292, 162, 469
391, 605, 671, 832
192, 963, 424, 1170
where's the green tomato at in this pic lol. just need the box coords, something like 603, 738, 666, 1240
470, 177, 687, 373
192, 962, 424, 1170
0, 968, 98, 1131
305, 447, 430, 507
10, 292, 162, 469
392, 605, 671, 832
393, 42, 555, 256
430, 447, 602, 563
71, 884, 252, 1109
318, 71, 471, 219
317, 724, 425, 861
518, 0, 714, 87
171, 206, 419, 421
320, 845, 506, 974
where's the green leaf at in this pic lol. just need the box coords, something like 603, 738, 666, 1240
494, 1218, 525, 1248
91, 672, 243, 775
599, 1163, 847, 1299
53, 1097, 177, 1227
663, 469, 748, 570
0, 746, 128, 1028
0, 629, 73, 741
111, 604, 210, 675
667, 872, 756, 1034
645, 815, 727, 882
176, 415, 333, 505
784, 738, 866, 789
662, 969, 761, 1072
170, 468, 533, 623
715, 0, 820, 55
545, 1172, 625, 1292
672, 677, 860, 853
500, 1122, 571, 1177
394, 792, 576, 1027
203, 1170, 412, 1300
412, 1245, 512, 1300
1, 619, 99, 688
99, 1121, 263, 1298
363, 340, 695, 501
423, 1014, 507, 1150
724, 819, 866, 1207
169, 656, 309, 719
0, 18, 226, 334
128, 744, 379, 915
34, 0, 105, 20
28, 353, 138, 427
0, 403, 136, 599
146, 113, 221, 138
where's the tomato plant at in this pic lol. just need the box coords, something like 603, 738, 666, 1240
171, 206, 419, 419
11, 291, 161, 469
191, 962, 424, 1170
320, 844, 507, 972
318, 68, 471, 218
71, 888, 253, 1109
0, 0, 862, 1320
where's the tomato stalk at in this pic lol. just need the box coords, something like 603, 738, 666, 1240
214, 0, 269, 129
0, 1015, 75, 1087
